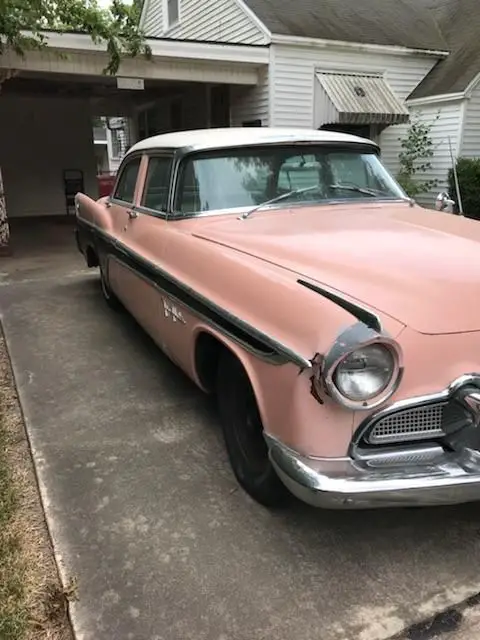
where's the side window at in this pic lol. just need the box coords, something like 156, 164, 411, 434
113, 157, 141, 204
277, 154, 320, 192
141, 156, 173, 213
178, 160, 200, 214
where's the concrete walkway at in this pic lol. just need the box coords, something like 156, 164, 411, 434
2, 220, 480, 640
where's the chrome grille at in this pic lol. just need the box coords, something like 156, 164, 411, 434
367, 403, 445, 445
363, 445, 445, 467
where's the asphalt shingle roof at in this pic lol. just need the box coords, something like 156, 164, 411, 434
244, 0, 448, 51
243, 0, 479, 98
408, 0, 480, 99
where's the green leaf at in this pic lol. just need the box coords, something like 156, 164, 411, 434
448, 157, 480, 217
0, 0, 150, 74
396, 111, 439, 198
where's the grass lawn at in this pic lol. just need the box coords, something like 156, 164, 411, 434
0, 336, 72, 640
0, 420, 27, 638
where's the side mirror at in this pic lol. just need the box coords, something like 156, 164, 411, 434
435, 191, 456, 213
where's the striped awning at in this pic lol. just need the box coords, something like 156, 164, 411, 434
315, 72, 410, 126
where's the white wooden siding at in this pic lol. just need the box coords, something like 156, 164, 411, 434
0, 96, 98, 217
230, 67, 270, 126
461, 84, 480, 158
143, 0, 268, 44
269, 43, 439, 180
409, 101, 463, 206
143, 0, 163, 39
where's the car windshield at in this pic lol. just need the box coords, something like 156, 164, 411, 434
174, 144, 406, 215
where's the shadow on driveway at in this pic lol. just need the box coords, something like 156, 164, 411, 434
1, 266, 480, 640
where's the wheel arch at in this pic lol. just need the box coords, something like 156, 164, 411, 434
193, 328, 270, 428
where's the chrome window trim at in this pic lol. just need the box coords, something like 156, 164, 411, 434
109, 196, 137, 208
139, 151, 176, 217
165, 198, 409, 222
111, 155, 143, 206
134, 206, 168, 220
167, 144, 404, 221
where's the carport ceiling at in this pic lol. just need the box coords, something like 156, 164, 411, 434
1, 71, 195, 100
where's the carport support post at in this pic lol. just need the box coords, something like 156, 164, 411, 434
0, 166, 10, 256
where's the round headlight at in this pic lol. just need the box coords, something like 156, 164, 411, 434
333, 343, 395, 402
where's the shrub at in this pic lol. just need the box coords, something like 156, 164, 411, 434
396, 112, 439, 199
448, 158, 480, 219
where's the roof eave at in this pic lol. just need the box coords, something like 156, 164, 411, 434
406, 91, 466, 106
270, 33, 450, 58
15, 30, 269, 65
407, 71, 480, 105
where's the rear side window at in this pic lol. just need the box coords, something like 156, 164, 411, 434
141, 156, 173, 213
113, 157, 141, 204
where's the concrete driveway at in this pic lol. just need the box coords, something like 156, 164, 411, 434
2, 219, 480, 640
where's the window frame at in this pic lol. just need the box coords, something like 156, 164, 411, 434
163, 0, 180, 31
111, 155, 142, 206
172, 148, 276, 218
171, 142, 395, 219
137, 152, 175, 219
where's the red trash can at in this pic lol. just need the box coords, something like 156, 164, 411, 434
97, 172, 117, 198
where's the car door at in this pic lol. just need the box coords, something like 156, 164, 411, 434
102, 154, 144, 297
108, 155, 143, 239
113, 153, 177, 354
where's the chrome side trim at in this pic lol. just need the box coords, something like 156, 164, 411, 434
76, 217, 312, 369
109, 254, 285, 364
298, 279, 383, 333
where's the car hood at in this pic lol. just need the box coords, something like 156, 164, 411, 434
191, 202, 480, 335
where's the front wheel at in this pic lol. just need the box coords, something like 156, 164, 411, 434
216, 351, 289, 508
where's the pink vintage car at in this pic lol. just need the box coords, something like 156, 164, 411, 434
75, 127, 480, 511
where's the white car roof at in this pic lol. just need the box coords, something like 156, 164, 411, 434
126, 127, 377, 156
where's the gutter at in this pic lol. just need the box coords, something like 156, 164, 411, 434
270, 33, 449, 58
407, 92, 466, 107
15, 30, 270, 65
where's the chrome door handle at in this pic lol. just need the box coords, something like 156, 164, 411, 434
126, 209, 138, 219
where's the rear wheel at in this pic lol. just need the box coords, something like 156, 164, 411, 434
216, 350, 289, 508
99, 263, 122, 311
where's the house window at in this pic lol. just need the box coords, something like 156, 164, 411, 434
111, 129, 123, 159
166, 0, 179, 27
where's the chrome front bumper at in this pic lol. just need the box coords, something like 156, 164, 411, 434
266, 436, 480, 509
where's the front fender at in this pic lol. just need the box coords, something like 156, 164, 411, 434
189, 323, 356, 458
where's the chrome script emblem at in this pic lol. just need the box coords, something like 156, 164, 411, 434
162, 297, 186, 324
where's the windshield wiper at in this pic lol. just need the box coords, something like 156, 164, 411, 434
240, 185, 324, 220
330, 183, 415, 204
329, 183, 384, 197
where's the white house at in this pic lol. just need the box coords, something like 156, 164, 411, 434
0, 32, 268, 222
0, 0, 478, 231
93, 117, 131, 174
139, 0, 480, 204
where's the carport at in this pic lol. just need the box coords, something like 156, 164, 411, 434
0, 32, 268, 252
